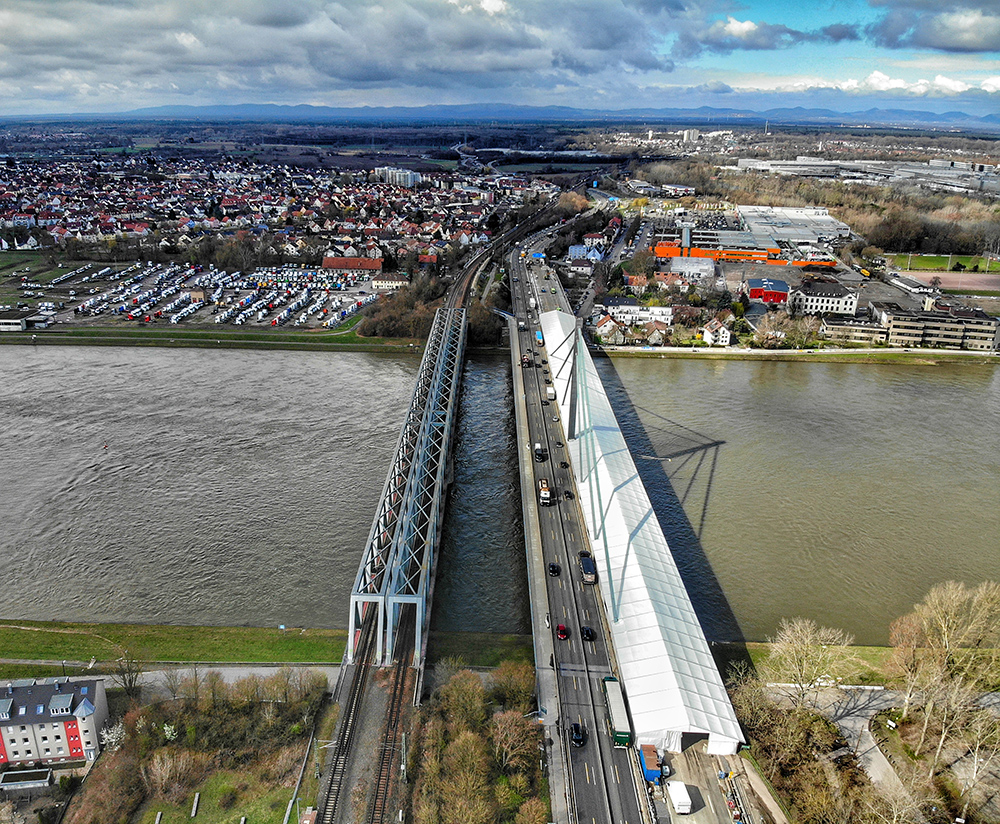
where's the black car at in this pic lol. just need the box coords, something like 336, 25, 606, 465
560, 461, 569, 468
570, 723, 587, 748
548, 562, 561, 577
541, 399, 550, 406
555, 441, 564, 448
564, 490, 574, 500
581, 626, 595, 642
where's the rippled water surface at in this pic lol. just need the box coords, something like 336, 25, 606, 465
0, 346, 420, 628
3, 346, 997, 644
600, 358, 1000, 644
0, 346, 528, 633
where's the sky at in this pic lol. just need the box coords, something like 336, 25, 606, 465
1, 0, 998, 117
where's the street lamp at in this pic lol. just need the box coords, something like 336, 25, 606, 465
61, 660, 66, 678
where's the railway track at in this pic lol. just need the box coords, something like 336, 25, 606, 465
366, 610, 415, 824
316, 608, 416, 824
317, 615, 377, 824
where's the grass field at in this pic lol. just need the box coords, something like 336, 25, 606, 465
0, 620, 346, 664
0, 324, 423, 352
0, 250, 44, 272
890, 253, 991, 271
426, 631, 534, 667
136, 765, 297, 824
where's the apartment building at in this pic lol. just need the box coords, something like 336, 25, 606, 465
788, 278, 858, 316
0, 678, 108, 766
870, 301, 999, 350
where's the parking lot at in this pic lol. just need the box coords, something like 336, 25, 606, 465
7, 262, 382, 330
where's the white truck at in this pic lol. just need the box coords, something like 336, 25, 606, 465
528, 296, 537, 311
666, 781, 692, 815
546, 387, 556, 401
537, 478, 552, 506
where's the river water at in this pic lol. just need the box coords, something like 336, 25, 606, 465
599, 357, 1000, 645
1, 346, 997, 644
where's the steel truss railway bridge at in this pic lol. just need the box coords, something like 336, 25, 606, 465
346, 306, 467, 668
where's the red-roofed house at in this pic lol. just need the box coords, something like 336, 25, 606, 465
321, 257, 383, 275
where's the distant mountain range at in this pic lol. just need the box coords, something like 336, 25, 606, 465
9, 102, 1000, 131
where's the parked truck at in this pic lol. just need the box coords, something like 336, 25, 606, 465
538, 478, 552, 506
666, 781, 692, 815
546, 386, 556, 401
528, 296, 537, 311
639, 745, 662, 784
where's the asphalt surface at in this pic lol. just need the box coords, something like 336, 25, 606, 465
509, 236, 646, 824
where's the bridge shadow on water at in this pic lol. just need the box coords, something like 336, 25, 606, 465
594, 357, 749, 675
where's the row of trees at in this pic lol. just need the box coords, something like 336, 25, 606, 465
408, 661, 546, 824
739, 581, 1000, 822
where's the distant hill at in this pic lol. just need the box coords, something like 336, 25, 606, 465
7, 102, 1000, 132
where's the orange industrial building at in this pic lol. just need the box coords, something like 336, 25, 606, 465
652, 225, 837, 268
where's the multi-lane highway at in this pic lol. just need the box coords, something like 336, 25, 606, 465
508, 240, 646, 824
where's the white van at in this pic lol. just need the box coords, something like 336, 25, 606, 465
666, 781, 692, 815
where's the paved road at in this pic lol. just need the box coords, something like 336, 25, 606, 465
773, 685, 905, 792
509, 236, 646, 824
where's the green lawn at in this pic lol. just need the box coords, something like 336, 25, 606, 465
426, 631, 534, 667
1, 325, 422, 352
0, 250, 43, 272
137, 768, 296, 824
890, 253, 988, 271
0, 620, 345, 664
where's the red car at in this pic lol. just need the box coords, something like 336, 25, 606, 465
556, 624, 569, 640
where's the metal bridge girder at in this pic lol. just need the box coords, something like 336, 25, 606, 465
347, 308, 467, 666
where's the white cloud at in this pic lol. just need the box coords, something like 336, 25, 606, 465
719, 17, 758, 39
982, 76, 1000, 93
175, 32, 200, 50
863, 70, 907, 91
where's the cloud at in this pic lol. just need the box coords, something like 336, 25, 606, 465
0, 0, 697, 112
741, 70, 989, 98
867, 6, 1000, 52
673, 16, 862, 57
0, 0, 996, 115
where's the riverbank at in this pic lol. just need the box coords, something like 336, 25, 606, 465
0, 620, 346, 668
6, 329, 998, 365
0, 326, 424, 353
598, 345, 1000, 366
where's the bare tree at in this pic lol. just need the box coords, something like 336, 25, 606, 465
438, 671, 488, 734
179, 664, 202, 709
161, 667, 182, 701
955, 708, 1000, 820
490, 661, 536, 713
514, 797, 548, 824
915, 580, 1000, 683
917, 676, 977, 777
887, 612, 938, 721
763, 617, 856, 708
860, 775, 929, 824
490, 711, 538, 773
204, 670, 226, 708
113, 650, 145, 700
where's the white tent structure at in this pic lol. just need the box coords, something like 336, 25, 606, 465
540, 310, 742, 755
